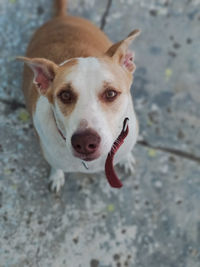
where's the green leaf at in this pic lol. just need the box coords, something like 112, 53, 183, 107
18, 109, 30, 123
148, 149, 157, 157
107, 204, 115, 212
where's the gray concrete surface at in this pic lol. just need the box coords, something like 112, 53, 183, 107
0, 0, 200, 266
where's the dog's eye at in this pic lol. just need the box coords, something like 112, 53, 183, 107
104, 89, 118, 101
58, 90, 75, 104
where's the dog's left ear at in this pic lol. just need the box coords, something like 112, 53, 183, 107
105, 29, 140, 73
16, 56, 58, 95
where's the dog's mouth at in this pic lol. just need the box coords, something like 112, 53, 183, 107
73, 151, 100, 162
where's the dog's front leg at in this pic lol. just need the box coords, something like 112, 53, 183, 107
118, 152, 136, 175
49, 167, 65, 193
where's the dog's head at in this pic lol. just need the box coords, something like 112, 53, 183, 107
18, 30, 140, 163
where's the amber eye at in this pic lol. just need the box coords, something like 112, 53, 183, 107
58, 90, 75, 104
104, 89, 118, 102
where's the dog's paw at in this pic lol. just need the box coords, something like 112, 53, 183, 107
118, 153, 136, 175
49, 168, 65, 193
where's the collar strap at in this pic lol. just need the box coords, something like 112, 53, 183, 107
57, 126, 66, 141
52, 110, 66, 141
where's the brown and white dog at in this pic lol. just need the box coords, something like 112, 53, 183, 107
18, 0, 140, 192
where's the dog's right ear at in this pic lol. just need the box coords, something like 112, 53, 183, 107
105, 29, 140, 73
17, 57, 58, 95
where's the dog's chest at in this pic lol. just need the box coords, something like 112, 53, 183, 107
33, 97, 69, 169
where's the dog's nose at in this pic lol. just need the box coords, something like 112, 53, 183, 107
71, 129, 101, 155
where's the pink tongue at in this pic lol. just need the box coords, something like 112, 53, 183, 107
105, 118, 129, 188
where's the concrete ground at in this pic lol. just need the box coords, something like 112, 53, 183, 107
0, 0, 200, 266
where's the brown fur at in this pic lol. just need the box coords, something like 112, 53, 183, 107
56, 82, 78, 116
47, 58, 79, 106
22, 2, 112, 114
55, 0, 68, 17
20, 0, 139, 117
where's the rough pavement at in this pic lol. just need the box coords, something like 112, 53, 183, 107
0, 0, 200, 266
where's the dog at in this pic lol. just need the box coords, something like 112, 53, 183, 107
17, 0, 140, 192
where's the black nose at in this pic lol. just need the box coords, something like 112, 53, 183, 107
71, 129, 101, 155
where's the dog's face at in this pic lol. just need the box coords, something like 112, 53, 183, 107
18, 30, 140, 163
52, 56, 133, 161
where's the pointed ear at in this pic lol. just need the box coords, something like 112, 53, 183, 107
17, 57, 58, 94
105, 29, 140, 73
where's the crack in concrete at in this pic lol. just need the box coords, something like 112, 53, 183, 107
100, 0, 112, 30
0, 98, 25, 110
138, 140, 200, 164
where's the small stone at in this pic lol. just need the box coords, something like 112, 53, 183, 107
148, 111, 159, 124
113, 254, 120, 261
186, 38, 192, 44
134, 184, 139, 190
149, 9, 158, 16
73, 237, 79, 244
167, 107, 172, 113
102, 214, 106, 219
164, 0, 170, 6
176, 198, 183, 205
39, 232, 45, 237
90, 259, 99, 267
177, 130, 185, 139
37, 6, 44, 15
173, 42, 181, 49
154, 180, 162, 189
168, 51, 177, 57
169, 156, 176, 163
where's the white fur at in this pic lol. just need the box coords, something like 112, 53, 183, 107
119, 152, 136, 174
59, 59, 70, 66
33, 57, 138, 191
49, 167, 65, 193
